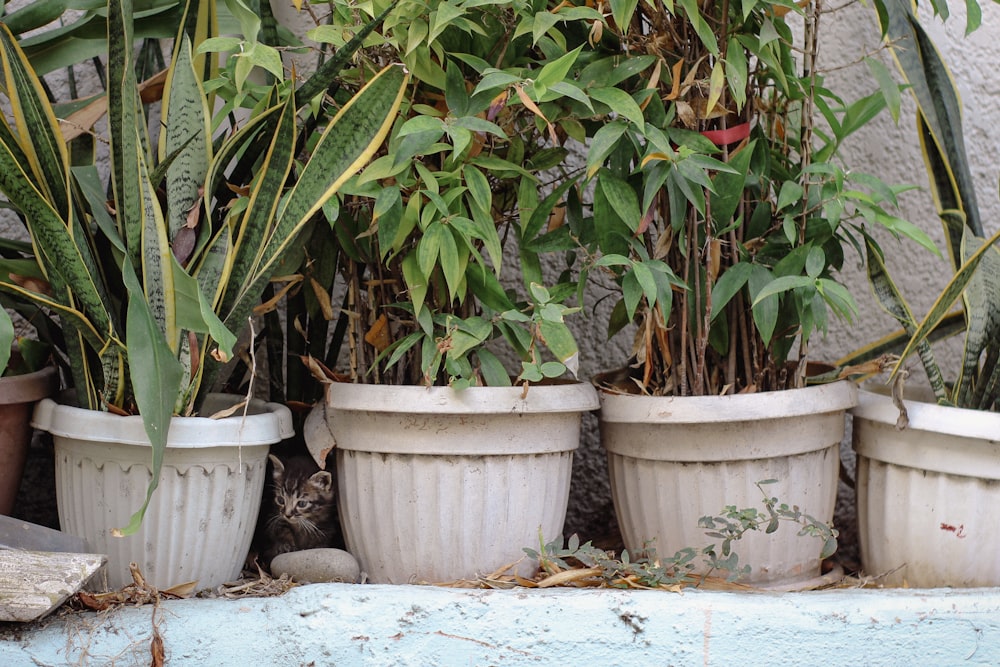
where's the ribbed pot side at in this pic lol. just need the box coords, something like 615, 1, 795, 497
599, 380, 856, 587
325, 382, 599, 584
32, 395, 293, 590
853, 388, 1000, 587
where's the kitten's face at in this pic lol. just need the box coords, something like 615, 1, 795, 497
268, 454, 334, 525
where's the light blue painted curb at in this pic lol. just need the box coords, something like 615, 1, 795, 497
2, 584, 999, 665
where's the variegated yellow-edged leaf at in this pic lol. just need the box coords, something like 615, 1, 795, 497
227, 64, 408, 333
160, 33, 212, 240
893, 225, 1000, 387
0, 24, 69, 218
955, 233, 1000, 408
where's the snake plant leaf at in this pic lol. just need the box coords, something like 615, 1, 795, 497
865, 237, 948, 402
171, 256, 237, 358
117, 255, 184, 536
893, 224, 1000, 386
160, 33, 211, 240
875, 0, 982, 254
294, 0, 401, 107
220, 100, 297, 318
955, 233, 1000, 408
0, 25, 69, 218
16, 1, 185, 76
108, 0, 151, 269
0, 307, 14, 373
226, 64, 409, 333
134, 147, 176, 353
0, 138, 114, 351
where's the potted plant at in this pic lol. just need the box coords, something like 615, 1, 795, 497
0, 287, 57, 515
843, 0, 1000, 587
0, 0, 406, 589
297, 0, 606, 584
580, 0, 936, 585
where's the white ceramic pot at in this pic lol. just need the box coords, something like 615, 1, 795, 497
599, 380, 856, 587
315, 382, 599, 584
853, 388, 1000, 587
32, 394, 294, 590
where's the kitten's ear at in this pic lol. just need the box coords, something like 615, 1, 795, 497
269, 454, 284, 479
308, 471, 333, 494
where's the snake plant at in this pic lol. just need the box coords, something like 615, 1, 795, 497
0, 0, 407, 530
841, 0, 1000, 410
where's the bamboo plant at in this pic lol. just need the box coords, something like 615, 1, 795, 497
302, 0, 610, 388
579, 0, 937, 396
0, 0, 407, 529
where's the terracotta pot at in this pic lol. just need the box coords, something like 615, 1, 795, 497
0, 364, 57, 515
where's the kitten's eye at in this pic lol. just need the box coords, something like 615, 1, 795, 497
296, 500, 309, 509
274, 497, 284, 506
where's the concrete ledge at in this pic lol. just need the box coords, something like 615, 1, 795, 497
2, 584, 999, 665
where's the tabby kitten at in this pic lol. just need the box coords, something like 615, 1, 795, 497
258, 454, 341, 568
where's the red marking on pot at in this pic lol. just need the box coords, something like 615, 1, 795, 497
940, 523, 967, 538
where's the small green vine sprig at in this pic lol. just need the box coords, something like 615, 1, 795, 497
524, 481, 838, 588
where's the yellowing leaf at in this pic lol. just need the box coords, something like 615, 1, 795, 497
705, 59, 725, 119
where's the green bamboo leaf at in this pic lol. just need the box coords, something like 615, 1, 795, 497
598, 171, 642, 233
725, 36, 749, 111
401, 253, 428, 318
749, 265, 778, 344
539, 319, 578, 364
535, 46, 583, 91
464, 165, 492, 216
439, 225, 463, 301
752, 275, 814, 304
710, 262, 752, 322
678, 0, 719, 54
466, 262, 515, 313
589, 87, 645, 131
222, 0, 261, 50
609, 0, 639, 34
622, 269, 642, 322
709, 142, 753, 229
776, 181, 804, 211
586, 121, 629, 179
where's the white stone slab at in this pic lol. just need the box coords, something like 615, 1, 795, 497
0, 550, 106, 622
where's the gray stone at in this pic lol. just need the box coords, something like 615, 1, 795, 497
0, 550, 106, 622
270, 548, 360, 584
